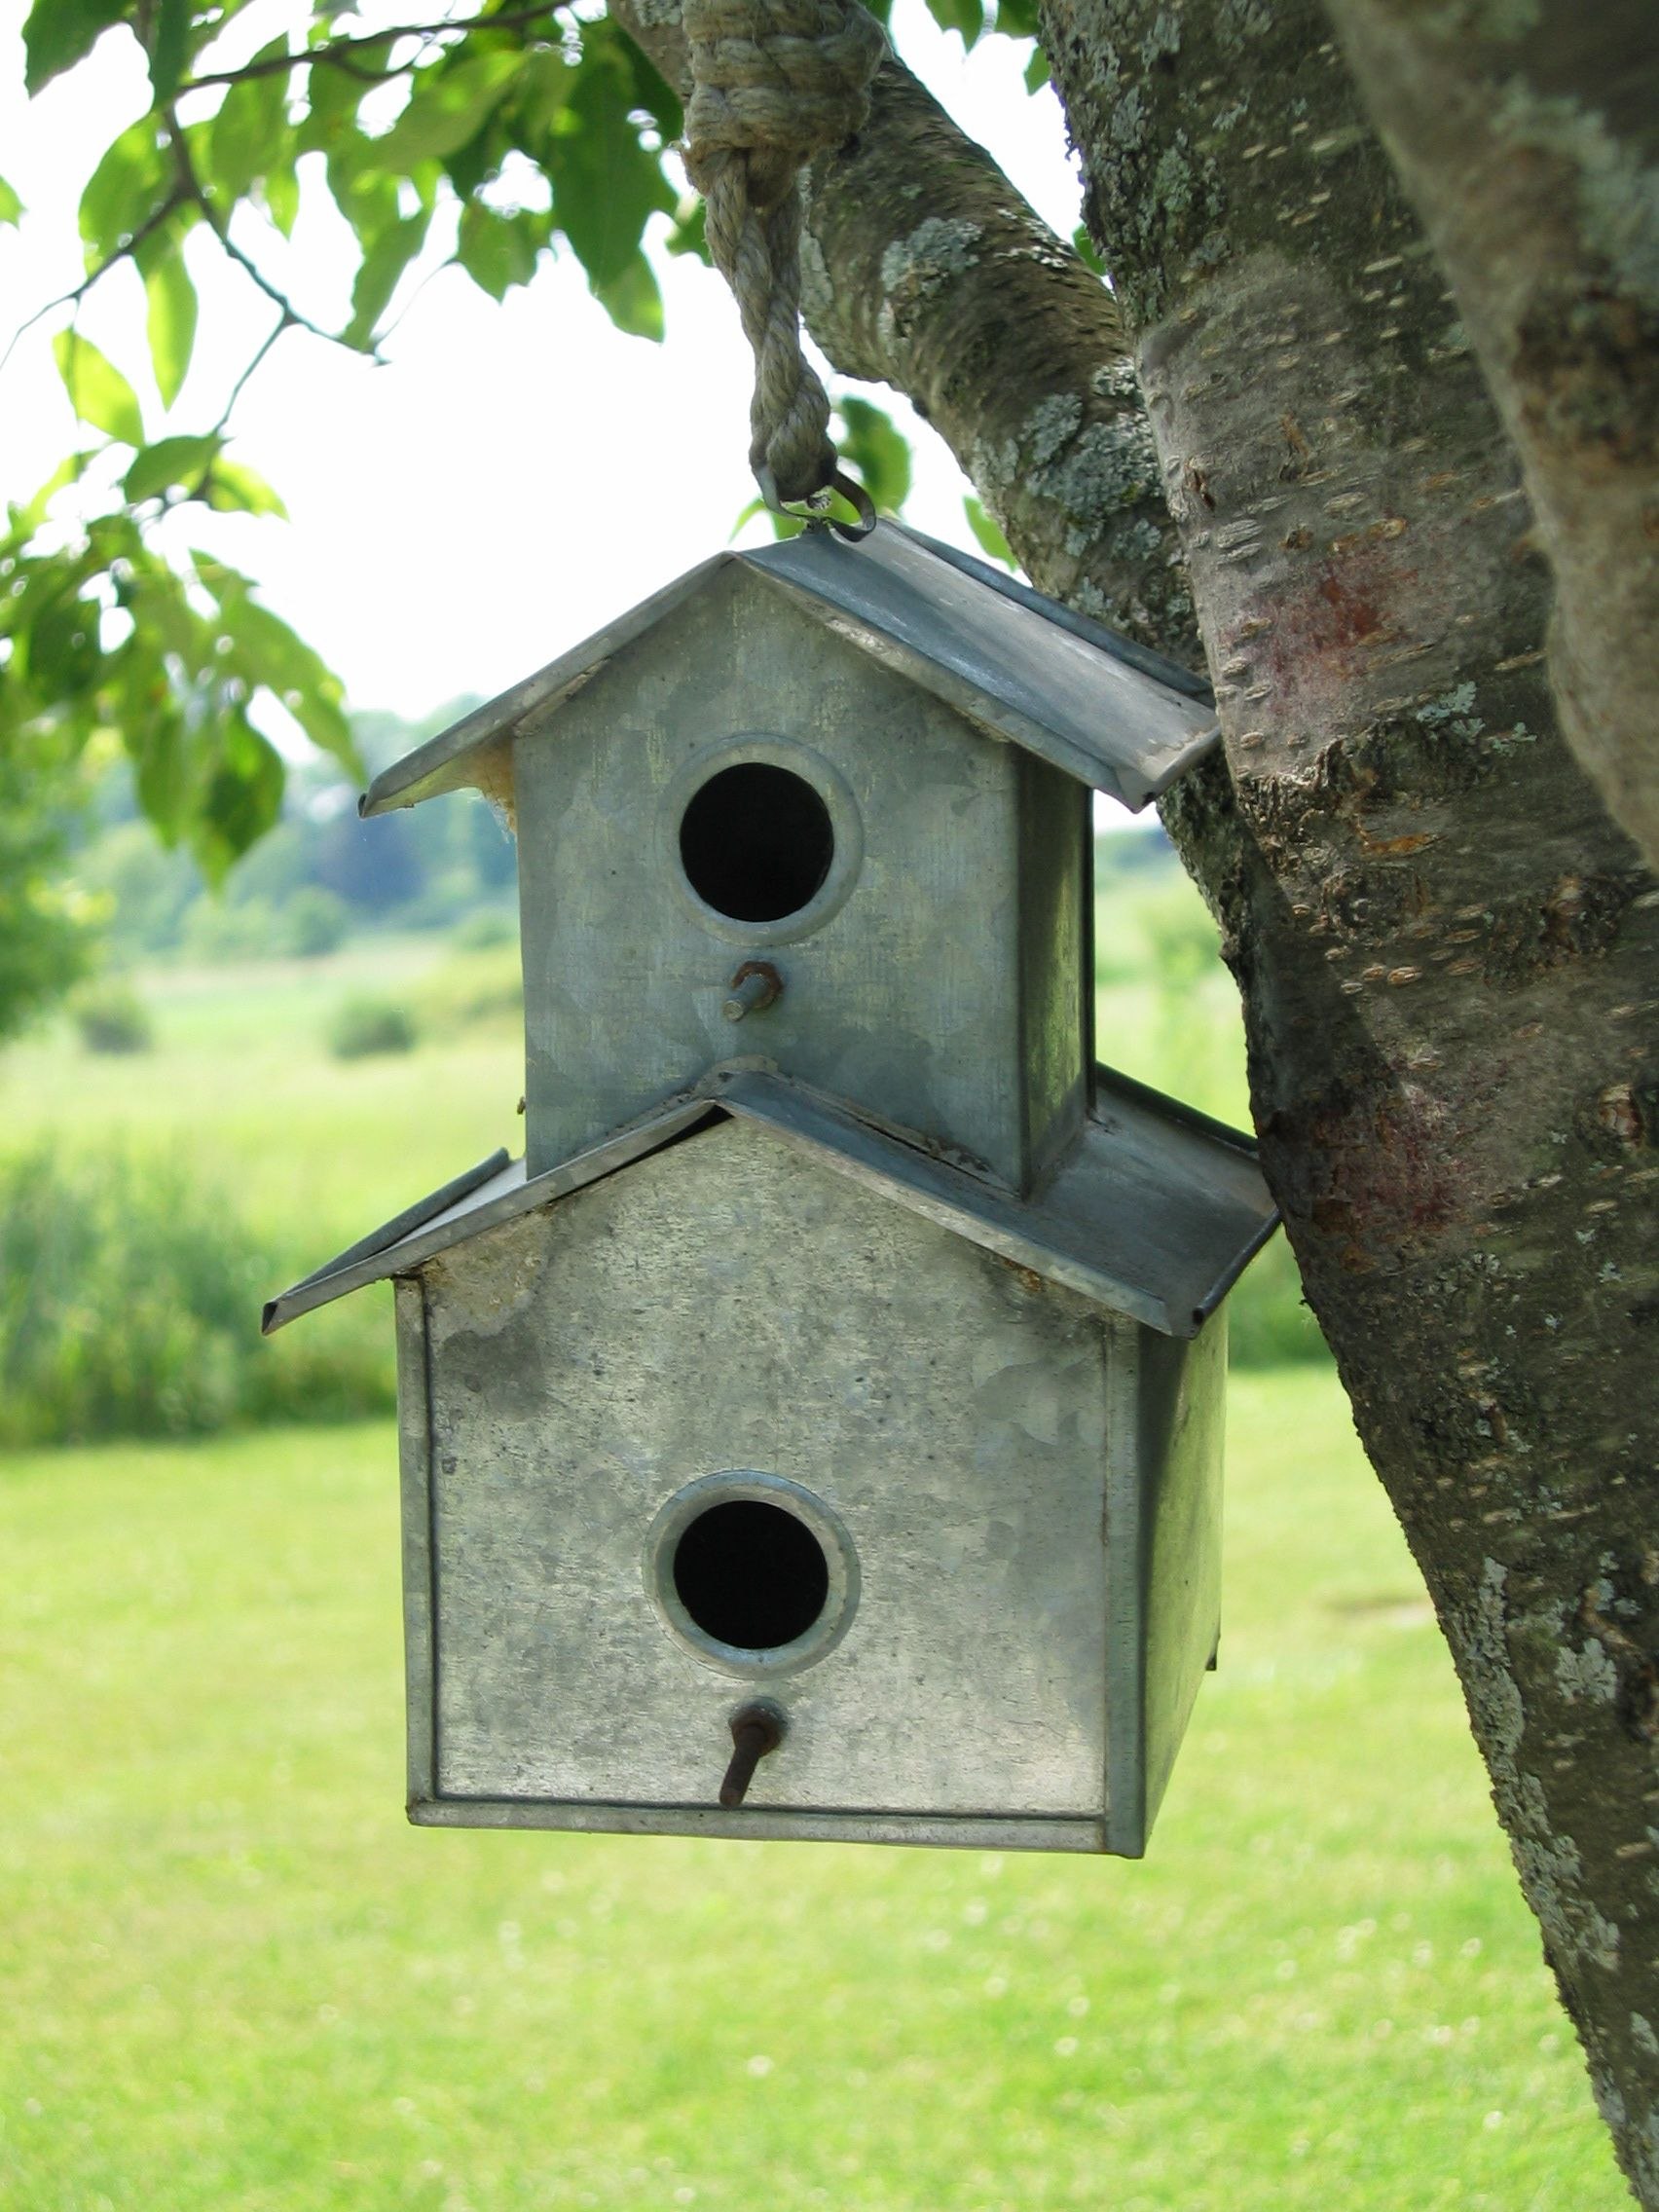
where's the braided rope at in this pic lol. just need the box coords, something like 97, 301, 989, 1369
683, 0, 886, 505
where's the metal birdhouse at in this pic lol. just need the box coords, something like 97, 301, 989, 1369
265, 521, 1277, 1856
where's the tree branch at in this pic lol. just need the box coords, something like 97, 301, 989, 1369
608, 0, 1201, 665
181, 5, 568, 92
0, 191, 186, 377
163, 113, 346, 353
1321, 0, 1659, 871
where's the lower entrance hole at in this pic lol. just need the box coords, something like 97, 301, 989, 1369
672, 1497, 830, 1652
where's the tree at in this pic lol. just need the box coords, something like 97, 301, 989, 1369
5, 0, 1656, 2195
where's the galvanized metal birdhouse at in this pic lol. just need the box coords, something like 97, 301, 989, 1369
265, 522, 1277, 1856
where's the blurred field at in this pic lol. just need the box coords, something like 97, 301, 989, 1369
0, 1371, 1623, 2212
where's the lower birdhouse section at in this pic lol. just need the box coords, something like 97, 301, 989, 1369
390, 1117, 1225, 1856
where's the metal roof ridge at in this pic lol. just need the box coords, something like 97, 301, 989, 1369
261, 1067, 1277, 1342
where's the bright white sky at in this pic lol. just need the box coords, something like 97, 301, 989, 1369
0, 1, 1090, 738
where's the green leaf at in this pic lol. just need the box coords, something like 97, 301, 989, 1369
923, 0, 984, 48
1023, 43, 1051, 92
22, 0, 129, 94
592, 252, 663, 341
261, 161, 301, 238
546, 37, 676, 291
203, 461, 288, 519
375, 50, 521, 165
147, 0, 189, 104
53, 331, 145, 447
27, 594, 102, 697
123, 434, 223, 504
198, 565, 354, 767
618, 36, 683, 141
128, 699, 189, 844
0, 176, 22, 228
993, 0, 1040, 30
456, 203, 541, 303
505, 46, 572, 142
837, 396, 910, 513
144, 249, 198, 408
197, 711, 285, 878
964, 495, 1015, 569
664, 198, 707, 263
1071, 223, 1105, 276
343, 210, 431, 347
206, 38, 292, 202
79, 118, 168, 269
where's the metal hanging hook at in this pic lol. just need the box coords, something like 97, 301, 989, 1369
756, 466, 878, 543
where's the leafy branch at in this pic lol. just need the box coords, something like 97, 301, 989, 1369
180, 5, 569, 92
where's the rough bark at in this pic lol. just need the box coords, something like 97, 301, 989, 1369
1320, 0, 1659, 872
1035, 1, 1659, 2197
614, 0, 1200, 659
613, 0, 1659, 2190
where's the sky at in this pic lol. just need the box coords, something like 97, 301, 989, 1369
0, 1, 1093, 736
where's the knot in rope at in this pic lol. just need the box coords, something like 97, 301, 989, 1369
683, 0, 886, 505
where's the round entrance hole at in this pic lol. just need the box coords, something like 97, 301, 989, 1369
678, 762, 834, 924
672, 1497, 830, 1653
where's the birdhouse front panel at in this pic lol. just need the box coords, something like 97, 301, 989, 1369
395, 1117, 1138, 1846
510, 561, 1089, 1195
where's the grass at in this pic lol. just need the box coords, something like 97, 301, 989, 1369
0, 1372, 1624, 2212
0, 942, 523, 1249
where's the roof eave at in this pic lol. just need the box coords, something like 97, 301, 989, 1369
357, 553, 739, 818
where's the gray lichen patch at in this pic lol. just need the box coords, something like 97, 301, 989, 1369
1556, 1635, 1620, 1706
1028, 411, 1162, 526
875, 217, 986, 353
878, 215, 983, 298
1025, 394, 1084, 468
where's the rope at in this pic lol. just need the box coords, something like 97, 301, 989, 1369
683, 0, 886, 506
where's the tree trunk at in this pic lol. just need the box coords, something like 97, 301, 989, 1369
1036, 2, 1659, 2197
614, 0, 1659, 2191
1319, 0, 1659, 873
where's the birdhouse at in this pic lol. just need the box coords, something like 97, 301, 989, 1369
265, 522, 1277, 1857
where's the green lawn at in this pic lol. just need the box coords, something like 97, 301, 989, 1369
0, 943, 525, 1245
0, 1372, 1624, 2212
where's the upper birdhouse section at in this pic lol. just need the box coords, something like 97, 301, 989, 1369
361, 524, 1219, 1193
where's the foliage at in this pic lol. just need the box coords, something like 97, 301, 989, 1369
281, 884, 349, 958
0, 1146, 390, 1446
454, 905, 519, 951
0, 1377, 1626, 2208
0, 733, 100, 1042
3, 0, 699, 877
69, 976, 153, 1053
327, 992, 419, 1058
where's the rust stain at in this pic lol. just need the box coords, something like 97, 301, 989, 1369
1000, 1259, 1047, 1295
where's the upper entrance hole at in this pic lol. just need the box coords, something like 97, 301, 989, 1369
679, 762, 834, 925
672, 1497, 830, 1652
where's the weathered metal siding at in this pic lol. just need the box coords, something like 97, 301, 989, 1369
1103, 1313, 1227, 1855
406, 1118, 1117, 1843
512, 562, 1086, 1193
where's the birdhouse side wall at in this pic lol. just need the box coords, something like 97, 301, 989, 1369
392, 1117, 1120, 1844
512, 565, 1087, 1192
1104, 1310, 1227, 1856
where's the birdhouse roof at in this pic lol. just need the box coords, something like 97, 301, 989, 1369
262, 1064, 1276, 1343
359, 523, 1219, 820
